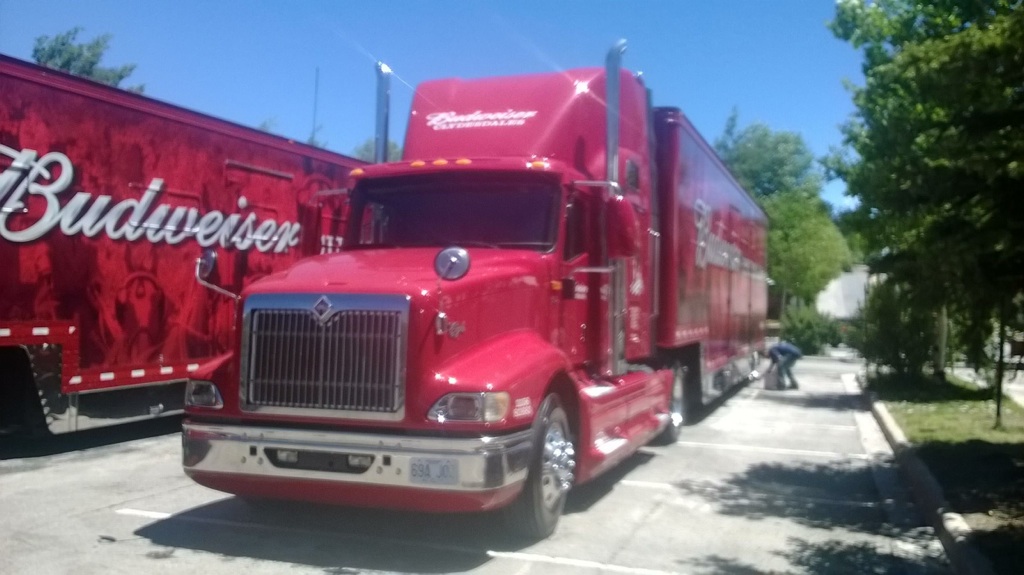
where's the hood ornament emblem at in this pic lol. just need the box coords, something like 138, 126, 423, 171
313, 296, 334, 324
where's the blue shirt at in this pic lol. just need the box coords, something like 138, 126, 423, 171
770, 341, 802, 360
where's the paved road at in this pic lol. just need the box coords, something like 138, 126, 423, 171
0, 357, 949, 574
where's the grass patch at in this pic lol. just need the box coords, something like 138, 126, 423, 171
868, 373, 1024, 575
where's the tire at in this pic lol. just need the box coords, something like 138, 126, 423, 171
682, 358, 703, 425
651, 362, 684, 445
504, 394, 575, 540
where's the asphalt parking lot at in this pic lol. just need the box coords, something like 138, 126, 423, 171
0, 356, 950, 574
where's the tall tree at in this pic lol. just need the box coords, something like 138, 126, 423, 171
761, 192, 853, 304
32, 27, 143, 92
716, 113, 852, 308
829, 0, 1024, 404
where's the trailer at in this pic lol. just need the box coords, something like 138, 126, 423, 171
182, 42, 767, 539
0, 54, 362, 436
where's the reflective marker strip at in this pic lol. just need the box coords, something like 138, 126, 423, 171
32, 327, 50, 336
160, 367, 174, 375
69, 376, 82, 385
0, 329, 9, 337
100, 373, 115, 381
131, 370, 145, 378
187, 364, 199, 372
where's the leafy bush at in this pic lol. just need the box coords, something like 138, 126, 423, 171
780, 305, 841, 355
860, 280, 933, 376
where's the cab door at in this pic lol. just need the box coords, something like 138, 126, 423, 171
560, 193, 590, 368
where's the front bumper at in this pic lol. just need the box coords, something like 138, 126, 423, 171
182, 421, 534, 502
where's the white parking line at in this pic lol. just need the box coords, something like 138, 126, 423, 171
117, 508, 171, 520
673, 440, 871, 460
708, 420, 858, 431
486, 551, 682, 575
115, 508, 684, 575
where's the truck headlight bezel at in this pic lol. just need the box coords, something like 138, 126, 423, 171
185, 379, 224, 409
428, 392, 510, 423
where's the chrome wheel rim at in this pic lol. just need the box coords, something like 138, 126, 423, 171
670, 368, 684, 427
540, 421, 575, 510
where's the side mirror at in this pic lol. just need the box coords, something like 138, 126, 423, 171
606, 195, 641, 259
196, 248, 218, 281
195, 248, 240, 301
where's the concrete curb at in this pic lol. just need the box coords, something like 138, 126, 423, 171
857, 374, 996, 575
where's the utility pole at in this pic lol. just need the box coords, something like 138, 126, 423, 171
309, 67, 321, 146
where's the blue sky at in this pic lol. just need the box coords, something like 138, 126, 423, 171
0, 1, 863, 209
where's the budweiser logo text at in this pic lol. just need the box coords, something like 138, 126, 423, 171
426, 109, 538, 130
694, 199, 762, 274
0, 146, 301, 253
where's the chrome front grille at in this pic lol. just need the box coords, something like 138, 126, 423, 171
241, 294, 409, 418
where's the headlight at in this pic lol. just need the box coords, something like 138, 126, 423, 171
428, 392, 510, 423
185, 380, 224, 409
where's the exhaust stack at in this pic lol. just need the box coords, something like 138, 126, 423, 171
375, 62, 392, 163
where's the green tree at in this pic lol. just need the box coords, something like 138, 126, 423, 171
829, 1, 1024, 418
716, 113, 852, 309
352, 138, 402, 162
761, 191, 852, 304
715, 110, 823, 199
32, 27, 142, 92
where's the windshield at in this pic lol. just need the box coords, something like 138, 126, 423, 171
349, 175, 560, 251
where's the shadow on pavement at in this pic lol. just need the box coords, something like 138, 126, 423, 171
673, 461, 950, 574
0, 416, 182, 460
779, 535, 948, 574
134, 497, 522, 573
683, 535, 948, 575
564, 450, 656, 513
672, 459, 888, 534
131, 454, 663, 573
757, 390, 868, 413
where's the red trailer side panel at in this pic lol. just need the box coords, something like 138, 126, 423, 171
0, 55, 361, 432
654, 108, 767, 360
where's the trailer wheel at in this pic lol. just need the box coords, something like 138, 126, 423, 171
682, 354, 704, 425
0, 347, 50, 437
651, 363, 685, 445
504, 394, 575, 540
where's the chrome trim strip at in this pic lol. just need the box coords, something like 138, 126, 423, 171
183, 422, 534, 491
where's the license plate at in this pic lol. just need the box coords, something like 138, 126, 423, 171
409, 457, 459, 485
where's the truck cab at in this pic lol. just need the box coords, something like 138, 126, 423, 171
182, 43, 764, 540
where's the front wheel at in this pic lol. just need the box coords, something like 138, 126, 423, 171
504, 394, 575, 540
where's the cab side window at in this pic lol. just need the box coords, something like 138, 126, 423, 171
564, 196, 586, 261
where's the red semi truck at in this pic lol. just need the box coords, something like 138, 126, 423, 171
0, 54, 362, 436
183, 42, 768, 539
